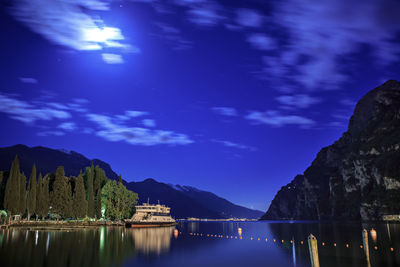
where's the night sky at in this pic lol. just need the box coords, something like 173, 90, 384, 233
1, 0, 400, 211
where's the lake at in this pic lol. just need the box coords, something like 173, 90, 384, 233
1, 221, 400, 267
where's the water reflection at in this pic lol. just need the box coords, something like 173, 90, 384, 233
2, 222, 400, 267
0, 227, 136, 267
126, 226, 174, 255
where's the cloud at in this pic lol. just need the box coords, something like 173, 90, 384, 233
142, 119, 156, 127
236, 9, 263, 28
47, 102, 70, 110
245, 110, 315, 128
102, 53, 124, 64
58, 122, 76, 131
19, 77, 38, 84
275, 94, 321, 109
73, 98, 89, 104
186, 3, 224, 26
153, 22, 193, 50
340, 98, 357, 107
211, 107, 238, 116
212, 139, 256, 151
126, 110, 149, 118
87, 113, 193, 146
266, 0, 400, 90
10, 0, 135, 62
0, 93, 71, 124
37, 131, 65, 137
247, 33, 276, 50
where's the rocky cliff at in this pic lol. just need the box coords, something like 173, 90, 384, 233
261, 80, 400, 221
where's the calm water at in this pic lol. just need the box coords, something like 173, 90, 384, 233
1, 221, 400, 267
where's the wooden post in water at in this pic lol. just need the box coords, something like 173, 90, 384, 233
308, 234, 320, 267
362, 229, 371, 267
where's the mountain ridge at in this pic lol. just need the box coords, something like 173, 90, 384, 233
261, 80, 400, 221
0, 144, 263, 219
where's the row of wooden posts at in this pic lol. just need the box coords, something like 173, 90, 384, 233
308, 229, 371, 267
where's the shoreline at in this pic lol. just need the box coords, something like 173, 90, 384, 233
0, 220, 124, 229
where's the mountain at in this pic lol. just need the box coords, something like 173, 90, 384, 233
126, 180, 264, 219
173, 184, 264, 218
261, 80, 400, 221
0, 144, 263, 219
0, 144, 118, 180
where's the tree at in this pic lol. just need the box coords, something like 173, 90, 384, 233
94, 166, 105, 219
0, 171, 3, 209
51, 166, 69, 222
4, 156, 20, 220
27, 164, 37, 220
86, 164, 95, 218
65, 181, 73, 219
19, 172, 27, 218
73, 172, 87, 219
36, 173, 43, 220
41, 175, 50, 219
102, 178, 138, 221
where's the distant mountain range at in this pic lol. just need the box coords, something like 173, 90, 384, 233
0, 144, 263, 219
127, 179, 263, 219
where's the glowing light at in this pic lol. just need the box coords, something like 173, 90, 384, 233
174, 229, 178, 239
238, 228, 242, 236
100, 227, 105, 252
370, 229, 377, 243
346, 244, 349, 248
84, 27, 123, 44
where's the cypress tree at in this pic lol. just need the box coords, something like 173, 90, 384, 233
87, 164, 95, 218
51, 166, 68, 222
41, 175, 50, 219
65, 181, 73, 219
73, 172, 87, 219
96, 189, 102, 219
27, 164, 37, 220
4, 156, 20, 220
19, 173, 27, 217
94, 167, 102, 219
36, 173, 43, 220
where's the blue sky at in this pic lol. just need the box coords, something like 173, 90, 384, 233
1, 0, 400, 211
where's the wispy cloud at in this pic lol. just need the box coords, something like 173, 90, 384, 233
211, 107, 238, 116
102, 53, 124, 64
126, 110, 149, 118
275, 94, 321, 109
178, 1, 224, 27
10, 0, 135, 63
37, 131, 65, 137
340, 98, 357, 107
235, 9, 264, 28
245, 110, 315, 128
58, 122, 76, 131
142, 119, 156, 127
19, 77, 38, 84
153, 22, 193, 50
0, 93, 71, 124
87, 113, 193, 146
247, 33, 276, 51
212, 139, 256, 151
266, 0, 400, 90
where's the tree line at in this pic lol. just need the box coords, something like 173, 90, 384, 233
0, 156, 138, 222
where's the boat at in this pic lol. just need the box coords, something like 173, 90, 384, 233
125, 202, 176, 228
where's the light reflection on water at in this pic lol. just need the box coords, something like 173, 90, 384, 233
1, 222, 400, 267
